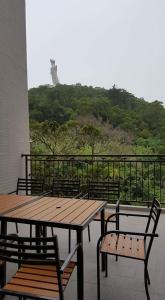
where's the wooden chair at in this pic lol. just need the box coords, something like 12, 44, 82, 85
10, 178, 45, 237
87, 180, 120, 230
0, 234, 77, 300
51, 179, 90, 252
51, 179, 81, 198
16, 178, 45, 196
97, 197, 161, 300
0, 233, 18, 288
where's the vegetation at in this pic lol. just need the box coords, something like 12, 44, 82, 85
29, 84, 165, 155
28, 84, 165, 205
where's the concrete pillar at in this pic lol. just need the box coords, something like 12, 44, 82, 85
0, 0, 30, 193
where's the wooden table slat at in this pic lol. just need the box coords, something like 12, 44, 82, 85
30, 198, 79, 221
38, 199, 84, 222
72, 201, 104, 225
0, 195, 34, 214
0, 195, 107, 228
7, 197, 68, 219
5, 197, 57, 217
48, 200, 89, 223
52, 200, 96, 224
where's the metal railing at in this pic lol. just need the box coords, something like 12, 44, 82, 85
22, 154, 165, 206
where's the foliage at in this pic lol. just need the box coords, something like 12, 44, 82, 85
28, 83, 165, 158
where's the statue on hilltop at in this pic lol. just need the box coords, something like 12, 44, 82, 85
50, 59, 60, 86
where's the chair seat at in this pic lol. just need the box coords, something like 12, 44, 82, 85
100, 234, 145, 260
2, 261, 76, 299
94, 211, 116, 222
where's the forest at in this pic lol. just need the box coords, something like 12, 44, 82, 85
29, 84, 165, 155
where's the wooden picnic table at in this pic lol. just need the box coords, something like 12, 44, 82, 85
0, 194, 107, 300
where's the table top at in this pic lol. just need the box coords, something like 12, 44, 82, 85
0, 195, 34, 214
0, 195, 106, 230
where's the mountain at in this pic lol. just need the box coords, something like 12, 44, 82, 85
28, 84, 165, 154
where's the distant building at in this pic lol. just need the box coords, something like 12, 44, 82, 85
0, 0, 30, 193
50, 59, 60, 86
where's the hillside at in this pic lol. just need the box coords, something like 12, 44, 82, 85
28, 84, 165, 155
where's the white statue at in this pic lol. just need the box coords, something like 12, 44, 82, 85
50, 59, 60, 86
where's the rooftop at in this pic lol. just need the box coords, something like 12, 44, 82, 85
5, 208, 165, 300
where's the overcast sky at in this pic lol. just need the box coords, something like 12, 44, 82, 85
26, 0, 165, 103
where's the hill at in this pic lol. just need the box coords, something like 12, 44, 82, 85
28, 84, 165, 154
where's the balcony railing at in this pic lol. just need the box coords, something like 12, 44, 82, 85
22, 154, 165, 206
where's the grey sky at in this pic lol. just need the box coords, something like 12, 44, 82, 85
26, 0, 165, 103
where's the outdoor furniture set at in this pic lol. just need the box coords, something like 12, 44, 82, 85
0, 177, 161, 300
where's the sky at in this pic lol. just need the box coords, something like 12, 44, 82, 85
26, 0, 165, 103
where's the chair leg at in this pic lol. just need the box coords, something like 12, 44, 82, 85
147, 268, 150, 285
97, 248, 101, 300
105, 254, 108, 277
30, 224, 32, 239
51, 227, 54, 236
15, 223, 19, 234
68, 229, 71, 253
144, 264, 150, 300
30, 224, 32, 246
115, 221, 118, 262
88, 225, 91, 242
39, 226, 43, 236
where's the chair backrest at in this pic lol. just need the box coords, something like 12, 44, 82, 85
88, 180, 120, 202
16, 178, 44, 196
145, 197, 161, 234
52, 179, 80, 198
145, 197, 161, 260
0, 234, 64, 299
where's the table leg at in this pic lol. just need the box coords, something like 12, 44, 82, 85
35, 225, 41, 253
42, 226, 47, 254
101, 208, 106, 271
77, 229, 84, 300
0, 220, 7, 287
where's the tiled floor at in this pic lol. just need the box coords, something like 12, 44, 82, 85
3, 209, 165, 299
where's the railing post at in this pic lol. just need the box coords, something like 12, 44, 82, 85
25, 155, 28, 195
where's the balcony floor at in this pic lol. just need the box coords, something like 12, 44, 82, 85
4, 209, 165, 300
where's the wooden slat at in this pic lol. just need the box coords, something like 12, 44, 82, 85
124, 236, 132, 257
3, 260, 76, 299
49, 199, 89, 223
133, 237, 143, 258
21, 264, 75, 274
72, 201, 104, 225
2, 195, 106, 228
5, 197, 61, 218
4, 283, 59, 298
18, 267, 70, 279
116, 235, 125, 256
12, 197, 68, 219
24, 197, 71, 220
48, 200, 89, 222
18, 267, 58, 277
100, 234, 145, 260
14, 272, 68, 285
56, 200, 95, 224
0, 195, 33, 214
31, 198, 79, 221
10, 278, 59, 292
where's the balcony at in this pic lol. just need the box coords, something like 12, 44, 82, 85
5, 207, 165, 300
2, 154, 165, 299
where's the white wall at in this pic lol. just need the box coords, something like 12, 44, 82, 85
0, 0, 30, 193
